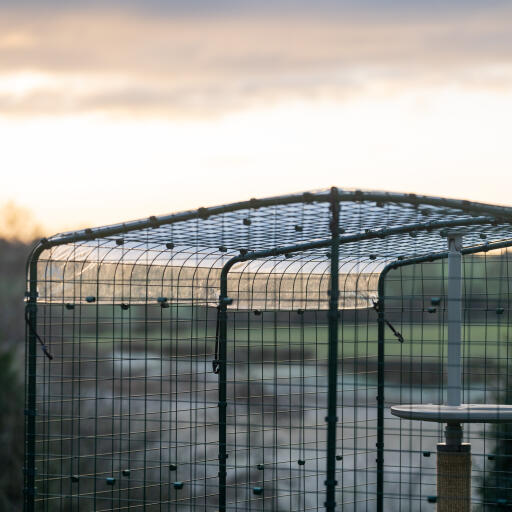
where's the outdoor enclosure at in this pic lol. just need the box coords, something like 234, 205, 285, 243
24, 188, 512, 511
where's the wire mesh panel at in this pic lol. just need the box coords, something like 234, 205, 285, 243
24, 188, 512, 511
382, 260, 446, 510
337, 305, 379, 510
29, 260, 221, 510
382, 250, 512, 510
224, 307, 329, 510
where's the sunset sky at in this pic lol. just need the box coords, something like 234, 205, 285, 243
1, 0, 512, 236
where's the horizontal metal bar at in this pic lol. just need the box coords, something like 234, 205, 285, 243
221, 216, 498, 264
382, 238, 512, 273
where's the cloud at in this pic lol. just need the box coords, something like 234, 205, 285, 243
1, 3, 512, 118
5, 0, 511, 15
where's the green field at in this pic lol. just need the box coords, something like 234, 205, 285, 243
229, 323, 512, 359
90, 322, 512, 362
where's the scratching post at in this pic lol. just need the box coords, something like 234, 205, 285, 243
437, 446, 471, 511
437, 424, 471, 512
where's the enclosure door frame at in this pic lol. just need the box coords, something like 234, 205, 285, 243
376, 239, 512, 512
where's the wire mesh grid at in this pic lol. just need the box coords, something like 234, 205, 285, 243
382, 251, 512, 510
24, 188, 512, 511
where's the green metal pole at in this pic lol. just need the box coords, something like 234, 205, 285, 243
326, 187, 340, 511
25, 247, 43, 512
218, 264, 233, 512
376, 268, 390, 512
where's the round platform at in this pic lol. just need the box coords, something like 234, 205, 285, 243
390, 404, 512, 423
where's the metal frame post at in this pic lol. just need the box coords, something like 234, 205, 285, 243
326, 187, 340, 511
376, 269, 390, 512
438, 234, 470, 512
24, 247, 43, 512
217, 266, 231, 512
447, 234, 462, 407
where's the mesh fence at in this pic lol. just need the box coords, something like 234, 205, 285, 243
25, 189, 512, 511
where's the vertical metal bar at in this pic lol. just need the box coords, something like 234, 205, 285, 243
25, 252, 40, 512
376, 270, 388, 512
438, 235, 469, 510
218, 265, 232, 512
325, 187, 340, 511
447, 235, 462, 407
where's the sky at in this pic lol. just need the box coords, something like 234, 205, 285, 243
1, 0, 512, 237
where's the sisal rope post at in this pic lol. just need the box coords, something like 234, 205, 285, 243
437, 442, 471, 512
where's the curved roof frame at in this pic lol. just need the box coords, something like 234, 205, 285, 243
36, 189, 512, 250
26, 188, 512, 309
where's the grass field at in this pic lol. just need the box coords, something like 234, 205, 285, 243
87, 322, 512, 362
230, 323, 512, 359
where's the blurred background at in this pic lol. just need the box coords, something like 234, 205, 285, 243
1, 0, 512, 507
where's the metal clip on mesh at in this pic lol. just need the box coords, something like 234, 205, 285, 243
372, 299, 404, 343
24, 308, 53, 360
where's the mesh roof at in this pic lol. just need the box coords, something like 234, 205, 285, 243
32, 188, 512, 309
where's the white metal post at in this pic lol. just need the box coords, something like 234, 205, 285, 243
447, 234, 462, 407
